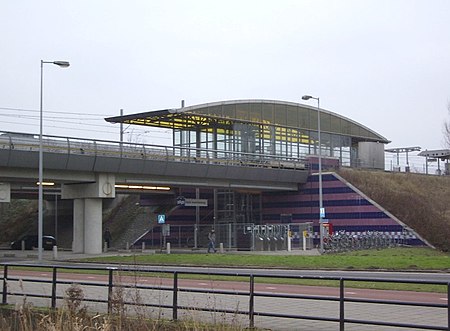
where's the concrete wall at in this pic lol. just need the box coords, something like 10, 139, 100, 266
358, 141, 385, 169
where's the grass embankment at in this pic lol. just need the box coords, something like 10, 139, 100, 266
76, 247, 450, 293
338, 168, 450, 252
84, 247, 450, 271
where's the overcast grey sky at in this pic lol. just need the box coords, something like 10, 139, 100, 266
1, 1, 449, 169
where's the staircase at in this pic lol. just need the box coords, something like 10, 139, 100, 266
112, 207, 156, 249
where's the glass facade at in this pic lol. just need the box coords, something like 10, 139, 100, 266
107, 100, 388, 169
170, 101, 383, 167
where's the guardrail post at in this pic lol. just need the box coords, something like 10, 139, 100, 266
249, 274, 255, 329
340, 278, 345, 331
172, 272, 178, 321
107, 268, 115, 314
2, 265, 8, 304
51, 267, 57, 309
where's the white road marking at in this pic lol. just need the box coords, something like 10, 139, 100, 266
87, 276, 96, 279
345, 292, 357, 295
440, 298, 448, 301
265, 286, 277, 290
198, 282, 209, 286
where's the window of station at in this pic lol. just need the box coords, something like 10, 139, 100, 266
174, 129, 181, 145
320, 112, 331, 133
286, 105, 298, 127
236, 104, 251, 121
350, 123, 361, 136
250, 103, 262, 122
331, 134, 342, 159
298, 107, 311, 130
222, 104, 236, 119
309, 131, 319, 155
170, 102, 379, 168
274, 104, 287, 126
207, 105, 222, 117
341, 119, 351, 135
262, 103, 274, 123
330, 115, 341, 135
321, 132, 331, 157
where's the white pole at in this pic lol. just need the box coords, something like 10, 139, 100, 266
53, 245, 58, 259
120, 108, 124, 142
303, 234, 307, 251
38, 60, 70, 261
317, 97, 324, 254
287, 225, 291, 251
38, 60, 44, 261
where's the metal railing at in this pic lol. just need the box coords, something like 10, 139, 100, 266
1, 263, 448, 330
0, 131, 307, 170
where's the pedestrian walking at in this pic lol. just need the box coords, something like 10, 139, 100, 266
207, 229, 217, 253
104, 228, 112, 248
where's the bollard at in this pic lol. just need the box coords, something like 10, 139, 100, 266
52, 245, 58, 259
167, 242, 171, 254
287, 237, 292, 252
126, 242, 129, 250
104, 241, 108, 253
142, 241, 145, 252
303, 235, 307, 251
219, 242, 224, 253
21, 240, 25, 251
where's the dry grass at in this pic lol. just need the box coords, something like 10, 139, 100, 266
338, 169, 450, 251
0, 279, 247, 331
0, 199, 37, 244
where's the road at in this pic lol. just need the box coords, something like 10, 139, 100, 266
13, 259, 449, 282
1, 261, 448, 330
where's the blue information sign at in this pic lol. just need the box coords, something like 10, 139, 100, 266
320, 208, 326, 218
157, 214, 166, 224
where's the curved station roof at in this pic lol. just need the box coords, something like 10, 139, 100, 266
106, 99, 389, 144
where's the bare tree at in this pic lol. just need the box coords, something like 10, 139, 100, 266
444, 102, 450, 148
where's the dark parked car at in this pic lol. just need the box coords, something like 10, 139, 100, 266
10, 235, 56, 250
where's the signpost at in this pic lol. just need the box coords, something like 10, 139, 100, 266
320, 207, 326, 219
157, 214, 166, 224
176, 196, 208, 207
176, 195, 208, 249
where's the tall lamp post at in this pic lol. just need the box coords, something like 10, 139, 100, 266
38, 60, 70, 261
301, 95, 324, 253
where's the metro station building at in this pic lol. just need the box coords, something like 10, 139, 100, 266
106, 100, 424, 248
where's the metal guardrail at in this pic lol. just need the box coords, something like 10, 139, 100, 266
0, 131, 307, 170
1, 263, 449, 330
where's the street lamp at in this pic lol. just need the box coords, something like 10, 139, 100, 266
38, 60, 70, 261
301, 95, 324, 253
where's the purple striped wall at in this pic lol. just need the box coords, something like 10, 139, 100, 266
261, 172, 423, 245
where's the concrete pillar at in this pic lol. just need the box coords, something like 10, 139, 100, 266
0, 183, 11, 203
62, 174, 115, 254
84, 198, 102, 254
72, 199, 85, 253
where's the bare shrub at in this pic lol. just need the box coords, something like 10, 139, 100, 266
64, 283, 87, 317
